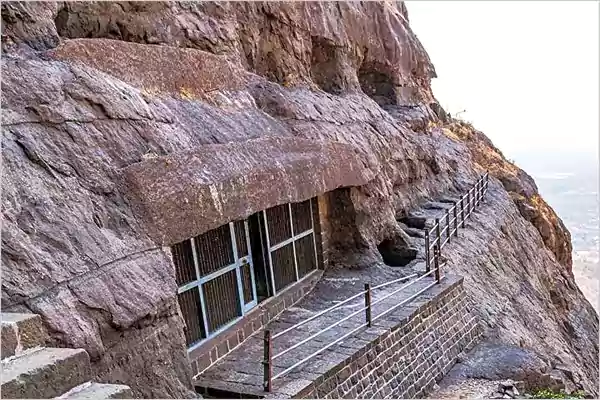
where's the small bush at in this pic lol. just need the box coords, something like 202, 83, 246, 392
179, 87, 195, 100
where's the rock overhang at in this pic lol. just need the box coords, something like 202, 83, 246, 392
46, 38, 251, 99
120, 136, 377, 246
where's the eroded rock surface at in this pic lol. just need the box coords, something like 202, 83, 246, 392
2, 1, 597, 397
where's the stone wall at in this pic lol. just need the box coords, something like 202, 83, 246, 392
297, 276, 481, 399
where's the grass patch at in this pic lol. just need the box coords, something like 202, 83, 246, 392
529, 389, 585, 399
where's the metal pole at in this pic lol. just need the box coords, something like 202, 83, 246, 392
434, 245, 441, 284
453, 202, 458, 237
445, 211, 451, 243
364, 283, 372, 327
263, 330, 272, 392
435, 218, 441, 254
424, 230, 430, 273
466, 191, 471, 219
460, 198, 465, 228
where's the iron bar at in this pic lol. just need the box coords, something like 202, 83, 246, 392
435, 218, 441, 255
268, 229, 314, 252
424, 230, 430, 273
271, 304, 368, 360
272, 289, 367, 339
372, 279, 439, 323
371, 274, 418, 290
467, 191, 471, 219
441, 236, 450, 248
434, 245, 441, 283
271, 321, 368, 381
263, 329, 272, 392
440, 224, 449, 237
453, 202, 458, 237
446, 211, 451, 243
365, 283, 372, 327
370, 269, 436, 308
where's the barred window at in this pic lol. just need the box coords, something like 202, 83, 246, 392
173, 220, 256, 349
263, 198, 319, 294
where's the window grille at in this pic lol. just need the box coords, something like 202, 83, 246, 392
263, 198, 319, 294
173, 220, 257, 349
173, 197, 321, 349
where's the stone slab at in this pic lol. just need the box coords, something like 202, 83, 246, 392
1, 347, 91, 399
1, 313, 48, 359
58, 382, 133, 399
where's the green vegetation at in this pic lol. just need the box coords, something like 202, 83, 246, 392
529, 389, 585, 399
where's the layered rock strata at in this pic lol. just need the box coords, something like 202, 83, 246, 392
1, 1, 597, 397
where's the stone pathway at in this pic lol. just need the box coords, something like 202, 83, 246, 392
195, 191, 488, 398
195, 262, 438, 397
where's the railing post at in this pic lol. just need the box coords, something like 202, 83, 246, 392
466, 191, 471, 219
460, 198, 465, 228
453, 202, 458, 237
263, 330, 272, 392
445, 211, 451, 243
434, 245, 441, 283
364, 283, 372, 327
435, 218, 441, 254
424, 230, 430, 273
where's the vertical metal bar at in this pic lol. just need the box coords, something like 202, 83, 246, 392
365, 283, 372, 327
263, 329, 272, 392
460, 198, 465, 228
243, 220, 258, 309
263, 211, 277, 296
453, 202, 458, 237
434, 245, 441, 283
190, 237, 210, 338
230, 222, 245, 317
309, 198, 319, 270
467, 191, 471, 219
435, 218, 441, 254
445, 211, 451, 243
424, 230, 430, 273
289, 204, 299, 281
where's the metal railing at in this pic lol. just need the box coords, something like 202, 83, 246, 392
262, 173, 490, 392
424, 172, 489, 273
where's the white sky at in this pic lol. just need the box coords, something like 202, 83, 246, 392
405, 1, 599, 158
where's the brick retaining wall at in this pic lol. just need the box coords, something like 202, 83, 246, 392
294, 276, 481, 399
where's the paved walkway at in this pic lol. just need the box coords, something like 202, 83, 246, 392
195, 262, 438, 397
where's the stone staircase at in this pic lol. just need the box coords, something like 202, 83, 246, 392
1, 312, 132, 399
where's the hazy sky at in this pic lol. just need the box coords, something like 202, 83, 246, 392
405, 1, 599, 158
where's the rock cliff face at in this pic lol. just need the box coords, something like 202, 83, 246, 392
1, 1, 597, 398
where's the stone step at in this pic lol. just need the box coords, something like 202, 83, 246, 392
422, 201, 454, 210
1, 347, 92, 399
1, 313, 48, 360
57, 382, 133, 399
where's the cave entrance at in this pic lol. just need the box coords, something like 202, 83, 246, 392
358, 63, 397, 107
377, 237, 418, 267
